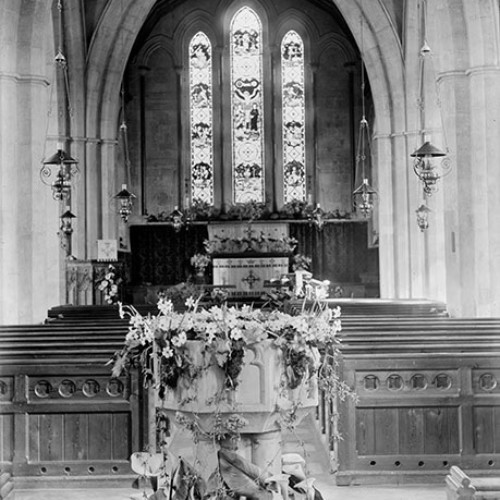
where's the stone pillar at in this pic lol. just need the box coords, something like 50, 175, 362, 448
430, 0, 500, 316
0, 2, 63, 324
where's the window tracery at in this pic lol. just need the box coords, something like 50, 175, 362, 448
230, 7, 265, 203
281, 30, 306, 203
189, 32, 214, 204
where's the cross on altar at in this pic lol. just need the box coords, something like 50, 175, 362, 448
242, 270, 261, 289
243, 223, 255, 240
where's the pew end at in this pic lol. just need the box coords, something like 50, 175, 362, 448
446, 466, 500, 500
446, 466, 476, 500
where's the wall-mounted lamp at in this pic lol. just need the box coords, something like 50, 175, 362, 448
58, 206, 76, 255
60, 207, 76, 235
113, 184, 136, 223
416, 203, 431, 232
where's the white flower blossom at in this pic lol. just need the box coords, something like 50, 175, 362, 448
171, 331, 187, 347
158, 298, 173, 315
230, 327, 243, 341
185, 296, 196, 310
162, 345, 174, 359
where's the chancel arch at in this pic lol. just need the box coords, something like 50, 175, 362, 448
66, 1, 403, 303
11, 0, 491, 321
121, 1, 368, 215
1, 0, 499, 320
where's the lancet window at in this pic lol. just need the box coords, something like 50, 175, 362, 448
230, 7, 265, 204
189, 32, 214, 205
281, 30, 306, 203
187, 11, 308, 206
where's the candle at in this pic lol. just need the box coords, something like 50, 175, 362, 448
307, 194, 312, 205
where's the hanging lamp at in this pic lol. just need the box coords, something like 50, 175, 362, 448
113, 85, 137, 222
411, 0, 451, 229
352, 11, 377, 218
40, 0, 79, 202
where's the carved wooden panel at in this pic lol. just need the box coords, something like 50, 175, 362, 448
0, 413, 14, 462
473, 406, 500, 454
27, 412, 130, 462
0, 364, 140, 482
28, 376, 128, 402
356, 370, 459, 395
338, 355, 500, 485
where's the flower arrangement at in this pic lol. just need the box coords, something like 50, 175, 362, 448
279, 199, 309, 219
96, 264, 122, 304
292, 253, 312, 271
204, 233, 297, 255
190, 253, 211, 273
111, 291, 352, 499
187, 199, 221, 221
225, 200, 268, 221
112, 296, 340, 392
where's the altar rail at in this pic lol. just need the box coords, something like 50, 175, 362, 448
0, 315, 142, 490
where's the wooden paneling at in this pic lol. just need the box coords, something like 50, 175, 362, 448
25, 412, 131, 464
0, 414, 14, 462
0, 342, 141, 485
374, 408, 399, 454
474, 407, 500, 454
399, 408, 425, 454
337, 323, 500, 485
63, 414, 88, 460
355, 407, 459, 456
424, 407, 459, 454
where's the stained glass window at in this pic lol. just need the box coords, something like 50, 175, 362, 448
189, 32, 214, 205
230, 8, 265, 204
281, 30, 306, 203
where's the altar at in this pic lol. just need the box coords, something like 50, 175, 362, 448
128, 219, 377, 301
208, 222, 291, 297
212, 255, 290, 297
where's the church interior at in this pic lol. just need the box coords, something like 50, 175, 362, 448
1, 0, 500, 499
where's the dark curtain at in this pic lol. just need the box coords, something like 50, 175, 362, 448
130, 222, 370, 286
289, 222, 368, 283
130, 225, 209, 285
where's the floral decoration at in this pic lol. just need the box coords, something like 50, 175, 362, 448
111, 290, 353, 499
292, 253, 312, 271
204, 233, 297, 255
96, 264, 123, 304
190, 253, 211, 273
111, 292, 343, 396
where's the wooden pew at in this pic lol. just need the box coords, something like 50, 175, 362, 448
0, 313, 142, 490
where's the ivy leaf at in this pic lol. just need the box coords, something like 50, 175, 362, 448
214, 350, 229, 367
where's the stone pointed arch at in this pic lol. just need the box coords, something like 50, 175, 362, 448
273, 8, 320, 56
84, 0, 156, 255
173, 11, 220, 64
333, 0, 407, 298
